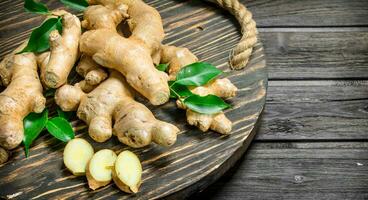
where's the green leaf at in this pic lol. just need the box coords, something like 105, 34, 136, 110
183, 94, 230, 114
44, 89, 56, 97
156, 63, 169, 72
57, 107, 74, 120
60, 0, 89, 11
169, 81, 193, 99
46, 117, 75, 142
18, 17, 63, 54
24, 0, 49, 14
175, 62, 222, 86
23, 109, 48, 157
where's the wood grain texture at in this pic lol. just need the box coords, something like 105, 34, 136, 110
195, 142, 368, 200
0, 0, 267, 199
256, 80, 368, 141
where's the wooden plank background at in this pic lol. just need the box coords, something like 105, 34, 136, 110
196, 0, 368, 199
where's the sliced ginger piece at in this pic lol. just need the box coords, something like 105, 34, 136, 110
112, 150, 142, 193
86, 149, 117, 190
63, 138, 94, 176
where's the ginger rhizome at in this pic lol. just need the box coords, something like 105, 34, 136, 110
37, 10, 81, 88
76, 54, 108, 86
0, 44, 46, 150
56, 70, 179, 147
0, 147, 9, 165
160, 45, 238, 134
80, 0, 169, 105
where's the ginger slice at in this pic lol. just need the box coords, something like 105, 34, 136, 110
86, 149, 117, 190
63, 138, 94, 176
112, 150, 142, 193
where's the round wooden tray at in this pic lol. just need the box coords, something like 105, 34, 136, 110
0, 0, 267, 199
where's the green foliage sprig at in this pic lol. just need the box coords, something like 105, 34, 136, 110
162, 62, 231, 114
20, 0, 88, 53
23, 108, 75, 157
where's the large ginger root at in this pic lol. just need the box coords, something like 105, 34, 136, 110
80, 1, 169, 105
63, 138, 94, 176
86, 149, 117, 190
80, 29, 169, 105
0, 44, 46, 149
55, 71, 179, 147
37, 10, 81, 88
87, 0, 164, 54
160, 45, 238, 134
112, 150, 142, 193
76, 54, 108, 86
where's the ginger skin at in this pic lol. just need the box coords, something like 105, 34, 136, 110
0, 44, 46, 149
38, 11, 81, 88
87, 0, 165, 54
76, 54, 108, 86
80, 29, 170, 105
80, 2, 169, 105
0, 147, 9, 164
160, 45, 237, 134
55, 71, 179, 147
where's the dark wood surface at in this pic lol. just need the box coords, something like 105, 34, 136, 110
0, 0, 267, 199
195, 0, 368, 199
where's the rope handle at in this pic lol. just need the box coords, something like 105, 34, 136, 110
205, 0, 258, 70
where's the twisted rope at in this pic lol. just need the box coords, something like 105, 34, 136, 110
206, 0, 258, 69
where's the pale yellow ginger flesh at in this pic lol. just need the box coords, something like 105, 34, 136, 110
63, 138, 94, 176
0, 147, 9, 164
160, 45, 238, 134
80, 29, 170, 105
55, 71, 179, 147
86, 149, 117, 190
0, 44, 46, 149
87, 0, 165, 54
37, 10, 81, 88
76, 54, 108, 86
112, 150, 142, 193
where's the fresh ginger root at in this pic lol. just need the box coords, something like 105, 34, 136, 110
112, 150, 142, 193
160, 45, 238, 134
56, 70, 179, 147
86, 149, 117, 190
80, 2, 169, 105
37, 10, 81, 88
87, 0, 165, 54
76, 54, 108, 86
63, 138, 94, 176
0, 147, 9, 164
0, 44, 46, 149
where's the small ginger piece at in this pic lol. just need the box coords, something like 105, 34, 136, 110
37, 10, 81, 88
160, 45, 238, 134
0, 147, 9, 165
63, 138, 94, 176
86, 149, 117, 190
0, 43, 46, 150
112, 150, 142, 193
76, 54, 108, 86
55, 71, 179, 147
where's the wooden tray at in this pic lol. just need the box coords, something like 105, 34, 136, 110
0, 0, 267, 199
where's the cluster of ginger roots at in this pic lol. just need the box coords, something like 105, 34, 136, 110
0, 0, 238, 164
